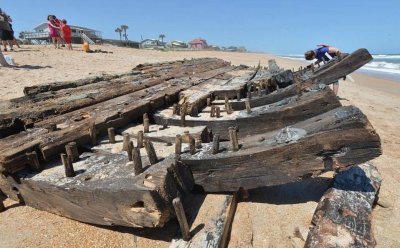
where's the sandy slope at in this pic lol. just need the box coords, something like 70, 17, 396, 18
0, 45, 399, 248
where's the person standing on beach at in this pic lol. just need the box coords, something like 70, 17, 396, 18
304, 44, 342, 95
61, 19, 72, 50
0, 8, 14, 52
47, 15, 62, 48
7, 15, 21, 49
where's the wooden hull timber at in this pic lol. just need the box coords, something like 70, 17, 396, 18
179, 106, 381, 192
154, 86, 341, 140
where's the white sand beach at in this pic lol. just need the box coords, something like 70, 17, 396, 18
0, 45, 399, 247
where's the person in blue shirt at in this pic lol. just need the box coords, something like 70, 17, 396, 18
304, 44, 342, 95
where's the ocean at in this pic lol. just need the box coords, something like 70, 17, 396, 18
279, 54, 400, 81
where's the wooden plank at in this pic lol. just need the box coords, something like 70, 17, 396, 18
179, 106, 381, 192
0, 153, 192, 228
170, 193, 237, 248
305, 163, 382, 247
154, 87, 341, 140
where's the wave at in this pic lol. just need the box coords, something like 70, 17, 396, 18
372, 54, 400, 59
361, 61, 400, 75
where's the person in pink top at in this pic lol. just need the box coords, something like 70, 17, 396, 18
47, 15, 61, 48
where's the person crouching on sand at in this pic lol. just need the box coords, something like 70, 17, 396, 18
47, 15, 62, 48
304, 44, 342, 95
61, 19, 72, 50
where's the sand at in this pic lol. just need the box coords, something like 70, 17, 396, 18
0, 45, 399, 248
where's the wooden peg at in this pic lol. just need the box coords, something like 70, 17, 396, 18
245, 99, 251, 113
132, 147, 143, 175
224, 95, 229, 103
172, 197, 191, 241
189, 136, 196, 155
26, 151, 41, 172
61, 153, 75, 177
122, 133, 130, 151
66, 142, 80, 162
212, 134, 220, 154
175, 134, 182, 155
137, 131, 144, 148
127, 141, 134, 161
143, 118, 150, 133
108, 127, 116, 144
143, 113, 148, 120
172, 104, 178, 115
180, 107, 186, 127
89, 122, 96, 146
210, 105, 215, 117
229, 127, 239, 151
144, 140, 158, 165
216, 106, 221, 118
237, 91, 241, 101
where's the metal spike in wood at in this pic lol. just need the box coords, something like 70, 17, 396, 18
132, 147, 143, 175
216, 106, 221, 118
245, 99, 251, 113
144, 140, 158, 165
229, 127, 239, 151
175, 134, 182, 155
108, 127, 116, 144
127, 141, 134, 161
66, 142, 79, 162
122, 133, 130, 151
61, 153, 75, 177
189, 136, 196, 155
89, 122, 96, 146
212, 134, 220, 154
237, 91, 241, 101
180, 107, 186, 127
172, 197, 191, 241
26, 151, 41, 172
207, 97, 211, 106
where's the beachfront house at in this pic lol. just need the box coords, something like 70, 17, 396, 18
189, 38, 208, 49
139, 39, 165, 49
21, 23, 102, 44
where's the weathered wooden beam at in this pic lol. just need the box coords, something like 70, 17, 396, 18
170, 193, 238, 248
154, 87, 341, 140
179, 106, 381, 192
305, 163, 382, 248
0, 153, 193, 228
301, 48, 373, 87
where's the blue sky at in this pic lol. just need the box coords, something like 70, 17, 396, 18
1, 0, 399, 54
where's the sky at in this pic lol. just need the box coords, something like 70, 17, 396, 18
1, 0, 399, 54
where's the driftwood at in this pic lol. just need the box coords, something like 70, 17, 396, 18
179, 106, 381, 192
305, 163, 382, 247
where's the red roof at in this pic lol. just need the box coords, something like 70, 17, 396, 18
189, 38, 207, 44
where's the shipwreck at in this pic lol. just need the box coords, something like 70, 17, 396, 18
0, 49, 382, 247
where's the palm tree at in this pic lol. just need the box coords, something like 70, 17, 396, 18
159, 34, 165, 45
120, 25, 129, 45
115, 27, 122, 43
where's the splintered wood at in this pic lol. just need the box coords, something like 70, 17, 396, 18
0, 50, 381, 246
